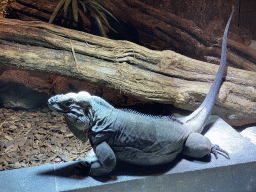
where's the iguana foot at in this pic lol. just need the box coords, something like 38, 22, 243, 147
73, 161, 90, 176
211, 145, 230, 159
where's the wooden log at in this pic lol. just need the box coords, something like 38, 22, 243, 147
0, 18, 255, 124
8, 0, 256, 72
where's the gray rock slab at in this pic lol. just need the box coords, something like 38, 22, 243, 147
0, 163, 56, 192
240, 126, 256, 146
0, 116, 256, 192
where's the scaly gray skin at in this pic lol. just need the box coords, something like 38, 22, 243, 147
48, 8, 234, 176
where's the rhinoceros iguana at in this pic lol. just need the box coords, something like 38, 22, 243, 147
48, 7, 234, 176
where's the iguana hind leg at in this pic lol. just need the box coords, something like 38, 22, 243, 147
182, 133, 211, 158
182, 133, 229, 159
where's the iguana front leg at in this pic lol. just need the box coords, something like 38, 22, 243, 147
78, 141, 116, 176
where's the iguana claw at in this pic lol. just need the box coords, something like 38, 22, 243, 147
211, 145, 230, 160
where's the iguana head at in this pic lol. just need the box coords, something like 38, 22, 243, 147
48, 91, 93, 142
48, 91, 91, 114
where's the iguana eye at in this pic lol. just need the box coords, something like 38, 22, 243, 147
64, 99, 73, 106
